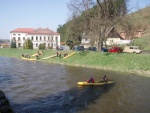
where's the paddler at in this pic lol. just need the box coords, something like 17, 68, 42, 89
101, 75, 108, 83
87, 76, 94, 83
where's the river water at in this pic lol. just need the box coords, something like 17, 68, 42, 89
0, 57, 150, 113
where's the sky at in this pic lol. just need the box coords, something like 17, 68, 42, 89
0, 0, 150, 39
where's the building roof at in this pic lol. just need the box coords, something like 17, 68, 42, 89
10, 28, 59, 35
29, 28, 59, 35
10, 28, 34, 33
105, 27, 124, 40
82, 27, 124, 40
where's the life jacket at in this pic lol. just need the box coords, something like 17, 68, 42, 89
92, 78, 94, 83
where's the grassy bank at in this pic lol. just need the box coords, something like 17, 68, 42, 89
0, 48, 150, 76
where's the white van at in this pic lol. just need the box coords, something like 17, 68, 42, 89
123, 46, 142, 54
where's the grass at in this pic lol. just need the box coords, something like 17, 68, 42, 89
132, 35, 150, 50
0, 48, 150, 76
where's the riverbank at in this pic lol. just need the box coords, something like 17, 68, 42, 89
0, 48, 150, 76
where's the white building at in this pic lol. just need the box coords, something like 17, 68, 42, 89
10, 28, 60, 49
81, 27, 125, 47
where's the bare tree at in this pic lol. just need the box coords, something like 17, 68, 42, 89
67, 0, 127, 51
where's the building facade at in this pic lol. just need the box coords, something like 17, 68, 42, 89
10, 28, 60, 49
81, 27, 125, 47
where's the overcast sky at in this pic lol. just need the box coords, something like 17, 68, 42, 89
0, 0, 149, 39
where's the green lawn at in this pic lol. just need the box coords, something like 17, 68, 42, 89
0, 48, 150, 76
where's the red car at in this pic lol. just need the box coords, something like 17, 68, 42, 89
108, 46, 123, 53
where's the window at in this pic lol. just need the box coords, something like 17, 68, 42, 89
85, 38, 88, 41
18, 34, 20, 36
48, 37, 50, 40
18, 43, 21, 47
44, 36, 46, 40
31, 36, 33, 40
52, 37, 53, 41
130, 47, 133, 49
40, 37, 42, 40
13, 37, 16, 40
18, 37, 20, 40
110, 40, 113, 43
23, 37, 25, 40
13, 34, 16, 36
133, 47, 138, 49
36, 36, 38, 41
36, 43, 38, 47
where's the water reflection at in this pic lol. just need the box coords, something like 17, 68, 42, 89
0, 57, 150, 113
12, 85, 113, 113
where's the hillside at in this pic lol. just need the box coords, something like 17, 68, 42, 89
116, 6, 150, 38
132, 35, 150, 50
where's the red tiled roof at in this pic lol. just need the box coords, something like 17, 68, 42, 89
10, 28, 59, 35
10, 28, 34, 33
29, 28, 59, 35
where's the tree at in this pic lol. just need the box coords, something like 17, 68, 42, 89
67, 0, 128, 51
66, 37, 74, 50
10, 40, 16, 48
57, 24, 68, 42
23, 39, 33, 49
39, 43, 46, 50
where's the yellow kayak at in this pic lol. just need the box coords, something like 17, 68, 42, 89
21, 57, 36, 61
63, 52, 76, 59
31, 53, 38, 57
42, 54, 57, 60
77, 81, 114, 86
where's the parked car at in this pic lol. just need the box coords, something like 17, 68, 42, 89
59, 46, 64, 50
101, 47, 108, 52
74, 46, 84, 51
123, 46, 142, 54
88, 47, 97, 51
108, 46, 123, 53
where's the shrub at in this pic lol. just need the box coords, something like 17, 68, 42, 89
10, 41, 16, 48
39, 43, 46, 50
23, 39, 33, 49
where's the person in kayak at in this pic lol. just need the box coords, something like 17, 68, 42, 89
87, 76, 94, 83
101, 75, 108, 83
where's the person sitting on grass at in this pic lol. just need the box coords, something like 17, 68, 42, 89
22, 54, 24, 57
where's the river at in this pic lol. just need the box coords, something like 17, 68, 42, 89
0, 57, 150, 113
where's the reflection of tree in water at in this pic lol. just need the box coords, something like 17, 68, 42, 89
12, 84, 114, 113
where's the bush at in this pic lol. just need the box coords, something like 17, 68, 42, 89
23, 39, 33, 49
39, 43, 46, 50
10, 41, 16, 48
